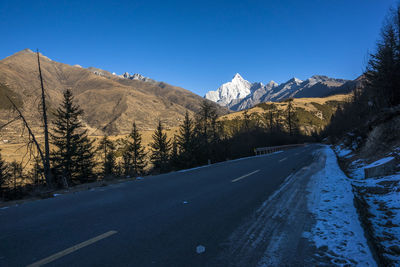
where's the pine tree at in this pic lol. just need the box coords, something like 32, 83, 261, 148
264, 104, 278, 132
150, 121, 171, 173
285, 98, 299, 136
9, 161, 22, 194
104, 152, 116, 177
31, 157, 44, 185
242, 110, 251, 132
170, 135, 180, 170
366, 6, 400, 108
75, 135, 96, 182
128, 122, 146, 176
195, 101, 219, 164
0, 151, 10, 194
121, 147, 132, 177
177, 112, 196, 168
51, 89, 96, 186
97, 135, 116, 176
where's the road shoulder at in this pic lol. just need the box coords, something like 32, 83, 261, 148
214, 145, 376, 266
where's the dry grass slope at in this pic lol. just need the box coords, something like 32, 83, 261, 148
0, 49, 226, 137
219, 94, 351, 134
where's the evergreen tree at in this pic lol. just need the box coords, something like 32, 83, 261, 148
194, 100, 219, 164
115, 137, 132, 176
9, 161, 22, 193
31, 157, 44, 185
170, 135, 180, 170
75, 135, 96, 182
264, 104, 278, 132
177, 112, 196, 168
104, 152, 116, 177
366, 6, 400, 108
97, 135, 116, 176
0, 151, 9, 194
150, 121, 171, 173
121, 147, 132, 176
128, 122, 146, 176
51, 89, 96, 186
242, 110, 251, 132
285, 98, 299, 135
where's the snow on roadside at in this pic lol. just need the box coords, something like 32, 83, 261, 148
362, 176, 400, 264
334, 143, 400, 265
364, 156, 395, 168
335, 146, 353, 158
307, 146, 376, 266
351, 172, 400, 264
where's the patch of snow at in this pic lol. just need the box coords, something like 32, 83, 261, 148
196, 245, 206, 254
351, 171, 400, 264
365, 157, 395, 168
338, 148, 352, 157
334, 143, 353, 158
348, 159, 366, 180
258, 171, 296, 210
307, 147, 376, 266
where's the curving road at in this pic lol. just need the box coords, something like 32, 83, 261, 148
0, 144, 320, 266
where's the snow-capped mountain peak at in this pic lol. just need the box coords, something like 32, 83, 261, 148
287, 77, 303, 84
204, 73, 252, 106
205, 74, 350, 111
119, 72, 156, 83
232, 73, 245, 82
266, 80, 278, 89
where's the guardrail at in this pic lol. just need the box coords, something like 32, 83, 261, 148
254, 144, 305, 155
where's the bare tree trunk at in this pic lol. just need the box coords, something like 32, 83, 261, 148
6, 96, 49, 185
37, 51, 52, 187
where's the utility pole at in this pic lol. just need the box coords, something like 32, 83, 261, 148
37, 50, 52, 187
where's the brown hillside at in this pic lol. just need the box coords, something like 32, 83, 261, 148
219, 94, 351, 135
0, 49, 226, 138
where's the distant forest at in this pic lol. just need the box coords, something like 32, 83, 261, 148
323, 5, 400, 142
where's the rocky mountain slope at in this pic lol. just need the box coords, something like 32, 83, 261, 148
0, 49, 226, 137
205, 73, 357, 111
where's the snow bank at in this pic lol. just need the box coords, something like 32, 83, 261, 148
353, 173, 400, 264
335, 144, 400, 265
307, 147, 376, 266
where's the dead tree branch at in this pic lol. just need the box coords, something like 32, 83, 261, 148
37, 50, 52, 186
5, 95, 49, 185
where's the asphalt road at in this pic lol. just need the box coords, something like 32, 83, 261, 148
0, 144, 320, 267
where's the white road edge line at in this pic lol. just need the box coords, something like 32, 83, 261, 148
231, 170, 260, 183
279, 157, 287, 162
26, 230, 118, 267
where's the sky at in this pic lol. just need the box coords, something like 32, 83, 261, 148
0, 0, 398, 96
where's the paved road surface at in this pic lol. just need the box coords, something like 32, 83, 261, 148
0, 144, 320, 266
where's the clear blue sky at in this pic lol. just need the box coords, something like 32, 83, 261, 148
0, 0, 398, 96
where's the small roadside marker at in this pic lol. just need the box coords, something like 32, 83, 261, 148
196, 245, 205, 254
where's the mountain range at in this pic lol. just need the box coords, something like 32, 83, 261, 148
0, 49, 226, 138
205, 73, 358, 111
